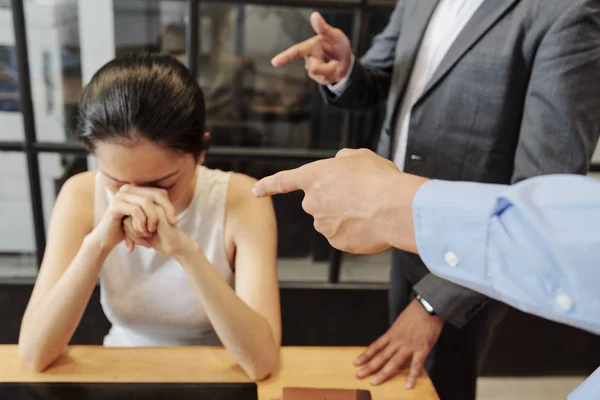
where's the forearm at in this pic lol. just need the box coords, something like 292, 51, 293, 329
18, 234, 108, 371
385, 174, 493, 327
175, 243, 279, 381
413, 175, 600, 335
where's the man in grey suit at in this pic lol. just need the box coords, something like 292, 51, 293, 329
272, 0, 600, 398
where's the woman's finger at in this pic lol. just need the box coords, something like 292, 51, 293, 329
124, 230, 151, 249
131, 235, 152, 248
123, 218, 152, 246
115, 192, 160, 233
124, 217, 140, 237
110, 199, 146, 228
119, 185, 177, 225
155, 206, 169, 227
125, 235, 134, 253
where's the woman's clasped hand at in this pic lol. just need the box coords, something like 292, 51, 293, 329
93, 183, 190, 256
116, 185, 190, 257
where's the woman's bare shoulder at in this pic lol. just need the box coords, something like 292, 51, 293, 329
225, 172, 275, 230
59, 171, 96, 203
52, 171, 97, 227
227, 173, 258, 206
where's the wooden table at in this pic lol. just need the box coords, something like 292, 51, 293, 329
0, 346, 439, 400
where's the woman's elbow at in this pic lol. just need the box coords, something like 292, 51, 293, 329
246, 364, 273, 382
18, 346, 44, 372
18, 339, 58, 373
246, 348, 279, 381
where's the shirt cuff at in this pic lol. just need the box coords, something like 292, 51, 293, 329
412, 180, 506, 296
568, 367, 600, 400
327, 54, 355, 96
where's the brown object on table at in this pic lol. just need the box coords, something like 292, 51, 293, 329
283, 387, 372, 400
0, 346, 439, 400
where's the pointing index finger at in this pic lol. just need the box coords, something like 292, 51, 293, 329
252, 164, 314, 198
271, 37, 318, 67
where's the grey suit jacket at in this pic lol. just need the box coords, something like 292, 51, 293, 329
323, 0, 600, 328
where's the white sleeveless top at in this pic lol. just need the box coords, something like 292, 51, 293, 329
93, 166, 234, 347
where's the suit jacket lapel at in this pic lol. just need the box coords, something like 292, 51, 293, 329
418, 0, 520, 102
390, 0, 440, 98
383, 0, 438, 148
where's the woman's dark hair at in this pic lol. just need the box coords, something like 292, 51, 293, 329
78, 53, 207, 158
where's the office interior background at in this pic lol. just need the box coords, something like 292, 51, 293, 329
0, 1, 599, 398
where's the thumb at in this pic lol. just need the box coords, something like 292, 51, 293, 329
311, 12, 333, 37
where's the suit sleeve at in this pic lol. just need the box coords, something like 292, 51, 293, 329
512, 0, 600, 182
413, 0, 600, 328
319, 1, 404, 110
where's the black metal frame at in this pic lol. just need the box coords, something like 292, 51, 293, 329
2, 0, 599, 281
8, 0, 46, 265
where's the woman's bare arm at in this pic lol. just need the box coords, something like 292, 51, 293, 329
18, 172, 107, 371
172, 174, 280, 380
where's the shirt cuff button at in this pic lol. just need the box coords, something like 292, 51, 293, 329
555, 293, 574, 311
444, 251, 459, 267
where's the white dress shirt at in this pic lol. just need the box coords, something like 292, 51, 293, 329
330, 0, 485, 170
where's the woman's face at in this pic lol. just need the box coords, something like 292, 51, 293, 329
95, 138, 199, 214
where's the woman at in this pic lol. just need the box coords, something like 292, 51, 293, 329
18, 54, 281, 380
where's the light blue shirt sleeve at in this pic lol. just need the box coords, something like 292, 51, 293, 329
413, 174, 600, 399
568, 367, 600, 400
